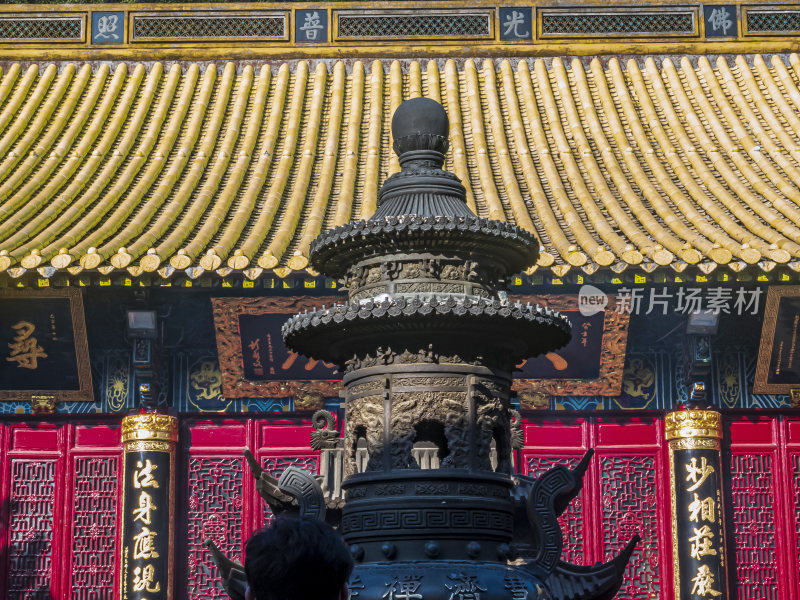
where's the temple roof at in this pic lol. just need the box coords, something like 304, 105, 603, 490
1, 55, 800, 280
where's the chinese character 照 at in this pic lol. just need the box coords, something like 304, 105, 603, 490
133, 459, 160, 489
445, 573, 487, 600
688, 525, 717, 559
707, 7, 733, 36
133, 491, 157, 525
688, 494, 716, 523
300, 12, 324, 40
132, 527, 159, 560
691, 564, 722, 597
685, 457, 714, 492
96, 14, 120, 40
502, 10, 529, 38
383, 574, 424, 600
133, 564, 161, 593
6, 320, 47, 370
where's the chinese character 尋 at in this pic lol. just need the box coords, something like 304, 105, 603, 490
132, 527, 159, 560
445, 573, 487, 600
707, 7, 733, 36
691, 564, 722, 597
383, 574, 424, 600
133, 491, 157, 525
688, 525, 717, 559
502, 10, 529, 38
133, 459, 160, 489
685, 457, 714, 492
96, 14, 120, 40
133, 564, 161, 593
688, 493, 716, 523
300, 12, 324, 40
6, 320, 47, 370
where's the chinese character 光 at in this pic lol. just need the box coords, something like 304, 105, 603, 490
133, 564, 161, 593
133, 459, 160, 489
688, 493, 716, 523
685, 457, 714, 492
502, 10, 529, 38
707, 7, 733, 35
132, 527, 159, 560
96, 14, 120, 40
6, 320, 47, 370
445, 573, 487, 600
689, 525, 717, 559
383, 574, 423, 600
300, 12, 324, 40
691, 564, 722, 597
133, 491, 157, 525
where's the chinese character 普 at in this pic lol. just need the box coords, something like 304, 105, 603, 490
300, 12, 324, 40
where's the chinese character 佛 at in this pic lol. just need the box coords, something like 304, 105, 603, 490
685, 456, 714, 492
6, 320, 47, 370
300, 12, 324, 40
502, 10, 529, 38
707, 7, 733, 36
133, 459, 160, 489
133, 564, 161, 593
96, 14, 120, 40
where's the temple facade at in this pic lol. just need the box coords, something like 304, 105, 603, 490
0, 1, 799, 599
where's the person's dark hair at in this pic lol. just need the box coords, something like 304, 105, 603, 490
245, 515, 354, 600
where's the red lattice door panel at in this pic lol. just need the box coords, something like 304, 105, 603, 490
0, 420, 122, 600
521, 415, 672, 600
179, 417, 319, 600
727, 416, 800, 600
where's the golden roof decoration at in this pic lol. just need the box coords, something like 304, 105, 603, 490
1, 55, 800, 280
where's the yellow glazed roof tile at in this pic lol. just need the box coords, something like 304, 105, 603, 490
1, 56, 800, 277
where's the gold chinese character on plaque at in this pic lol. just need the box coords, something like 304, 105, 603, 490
685, 457, 714, 492
688, 525, 717, 559
133, 459, 160, 489
6, 320, 47, 370
688, 494, 716, 523
132, 527, 159, 560
690, 565, 722, 597
133, 564, 161, 593
132, 491, 157, 525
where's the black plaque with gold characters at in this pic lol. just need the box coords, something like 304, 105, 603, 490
755, 286, 800, 394
0, 288, 92, 402
120, 413, 178, 600
666, 410, 728, 600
